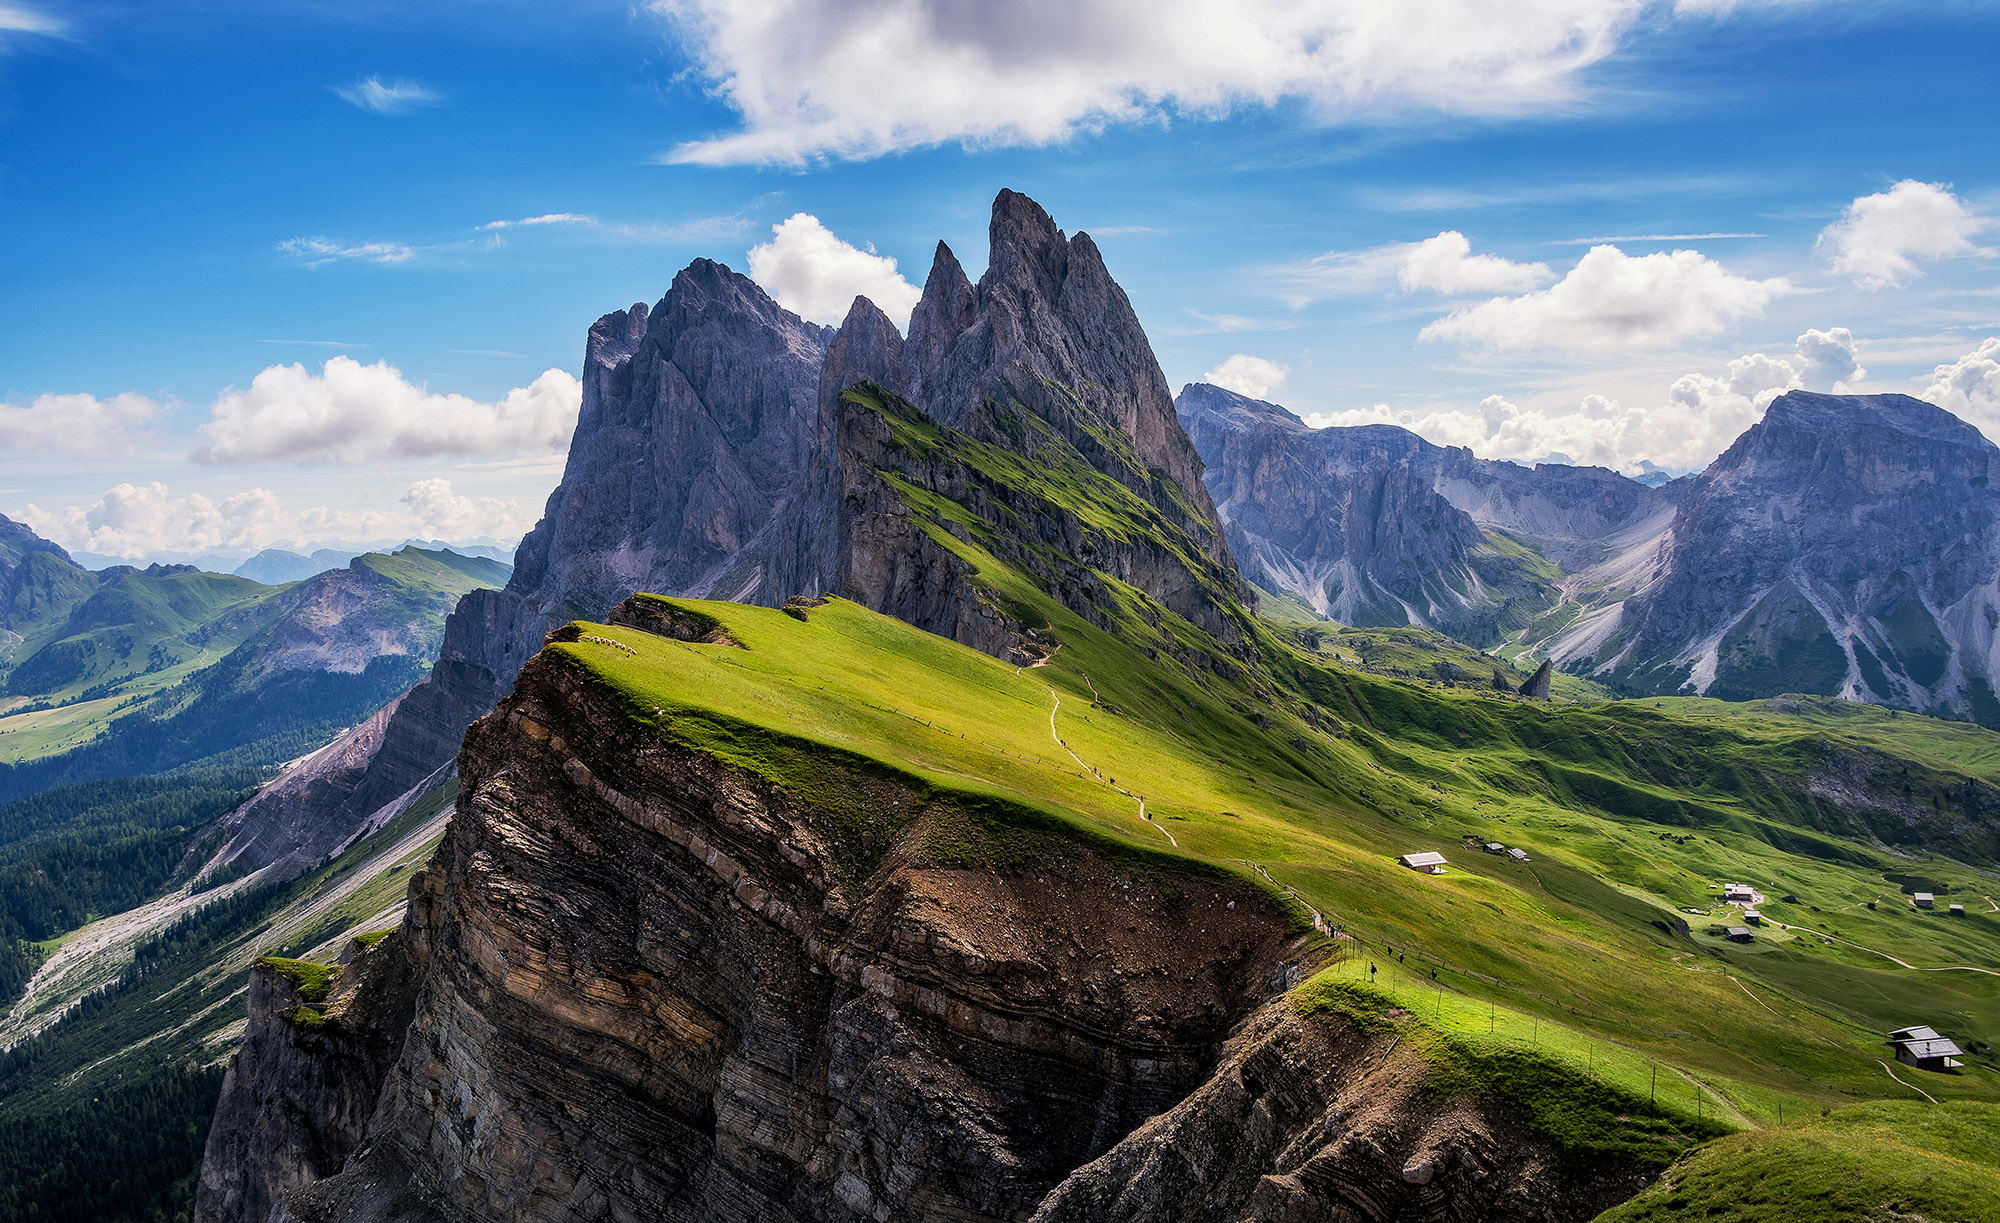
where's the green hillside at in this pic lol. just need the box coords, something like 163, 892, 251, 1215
517, 387, 2000, 1206
0, 547, 511, 798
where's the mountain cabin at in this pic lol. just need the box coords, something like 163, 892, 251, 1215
1399, 852, 1449, 875
1888, 1025, 1965, 1071
1914, 892, 1936, 909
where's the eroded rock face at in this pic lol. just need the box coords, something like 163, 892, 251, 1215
232, 647, 1297, 1223
195, 939, 422, 1223
1549, 392, 2000, 722
1178, 382, 1666, 642
1033, 1004, 1653, 1223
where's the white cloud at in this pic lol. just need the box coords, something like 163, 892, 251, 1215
1420, 244, 1793, 349
0, 391, 161, 454
194, 358, 581, 464
336, 76, 441, 115
1204, 354, 1289, 399
1793, 326, 1864, 391
19, 479, 531, 561
1299, 328, 1863, 472
1923, 336, 2000, 437
745, 213, 922, 327
653, 0, 1691, 165
1278, 230, 1550, 304
279, 236, 416, 267
1397, 231, 1553, 295
398, 478, 528, 539
1817, 180, 1990, 289
478, 213, 594, 231
0, 3, 62, 36
20, 483, 294, 560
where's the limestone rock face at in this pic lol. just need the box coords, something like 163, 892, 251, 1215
194, 940, 422, 1223
1545, 392, 2000, 723
230, 643, 1297, 1223
723, 191, 1252, 654
1178, 382, 1668, 641
1031, 1004, 1651, 1223
207, 262, 831, 880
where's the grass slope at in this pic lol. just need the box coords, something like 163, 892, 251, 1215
1596, 1101, 2000, 1223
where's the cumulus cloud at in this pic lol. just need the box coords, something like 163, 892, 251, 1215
1793, 326, 1864, 391
1817, 180, 1990, 289
1204, 354, 1289, 399
653, 0, 1694, 164
20, 484, 294, 560
194, 358, 581, 464
1279, 230, 1549, 304
1299, 328, 1861, 472
1420, 244, 1793, 349
336, 76, 441, 115
1397, 231, 1553, 295
0, 391, 161, 454
279, 236, 416, 267
1923, 336, 2000, 436
399, 478, 527, 539
745, 213, 921, 327
19, 479, 532, 561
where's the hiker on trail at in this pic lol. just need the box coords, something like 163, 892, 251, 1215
1430, 968, 1437, 981
1369, 962, 1377, 981
1398, 951, 1404, 964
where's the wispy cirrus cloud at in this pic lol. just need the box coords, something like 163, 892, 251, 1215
0, 3, 63, 38
336, 75, 442, 115
278, 236, 416, 267
478, 213, 595, 231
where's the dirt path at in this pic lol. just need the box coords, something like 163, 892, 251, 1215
1878, 1058, 1939, 1104
1726, 974, 1784, 1018
1772, 920, 2000, 977
1045, 686, 1175, 847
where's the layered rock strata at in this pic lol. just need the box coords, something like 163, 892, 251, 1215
202, 629, 1300, 1222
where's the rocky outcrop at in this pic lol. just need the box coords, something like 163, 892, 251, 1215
207, 640, 1300, 1223
194, 939, 423, 1223
721, 192, 1253, 655
201, 695, 412, 878
1032, 1003, 1653, 1223
1545, 392, 2000, 722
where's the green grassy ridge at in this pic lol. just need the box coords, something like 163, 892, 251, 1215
548, 590, 1998, 1139
1295, 968, 1733, 1168
1593, 1101, 2000, 1223
547, 609, 1297, 916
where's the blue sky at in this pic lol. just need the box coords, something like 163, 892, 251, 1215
1, 0, 1996, 562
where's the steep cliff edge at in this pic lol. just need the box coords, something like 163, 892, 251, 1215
204, 610, 1304, 1222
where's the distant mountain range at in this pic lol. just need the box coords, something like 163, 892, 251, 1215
0, 524, 511, 803
64, 538, 518, 576
1181, 382, 2000, 726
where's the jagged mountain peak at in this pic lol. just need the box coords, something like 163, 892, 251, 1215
1177, 381, 1312, 435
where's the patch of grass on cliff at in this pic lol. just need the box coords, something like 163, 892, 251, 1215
257, 956, 335, 1003
1295, 964, 1731, 1169
1593, 1101, 2000, 1223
